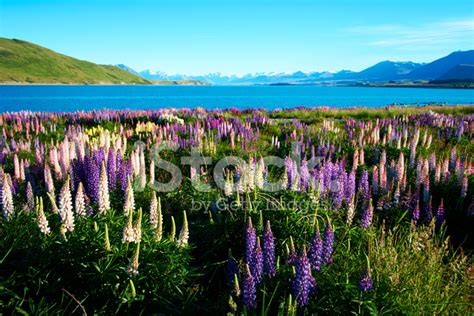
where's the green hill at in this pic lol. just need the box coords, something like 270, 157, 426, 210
0, 38, 150, 84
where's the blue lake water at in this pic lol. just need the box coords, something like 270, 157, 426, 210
0, 85, 473, 112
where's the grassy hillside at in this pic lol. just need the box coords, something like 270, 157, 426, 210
0, 38, 150, 84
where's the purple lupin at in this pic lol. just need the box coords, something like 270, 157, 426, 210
412, 199, 420, 226
107, 148, 116, 191
309, 227, 323, 271
243, 264, 257, 309
359, 269, 373, 292
293, 246, 316, 307
322, 221, 334, 264
251, 237, 263, 284
360, 198, 373, 229
263, 220, 276, 277
245, 217, 256, 264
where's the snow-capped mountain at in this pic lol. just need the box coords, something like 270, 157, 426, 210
116, 50, 474, 85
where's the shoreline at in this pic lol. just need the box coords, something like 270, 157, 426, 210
1, 82, 473, 89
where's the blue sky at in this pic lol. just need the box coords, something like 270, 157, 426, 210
1, 0, 473, 75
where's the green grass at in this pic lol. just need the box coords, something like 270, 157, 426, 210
0, 38, 150, 84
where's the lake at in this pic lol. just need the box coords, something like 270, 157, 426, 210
0, 85, 473, 112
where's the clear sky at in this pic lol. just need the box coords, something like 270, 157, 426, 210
0, 0, 473, 75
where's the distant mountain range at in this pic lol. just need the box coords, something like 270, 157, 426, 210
0, 38, 150, 84
0, 37, 472, 86
126, 50, 474, 85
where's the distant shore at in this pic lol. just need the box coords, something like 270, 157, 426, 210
267, 82, 474, 89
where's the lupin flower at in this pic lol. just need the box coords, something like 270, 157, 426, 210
245, 217, 256, 264
281, 165, 288, 190
224, 171, 233, 197
170, 215, 176, 240
412, 199, 420, 226
322, 221, 334, 264
263, 220, 276, 277
309, 227, 323, 271
13, 154, 20, 180
250, 237, 263, 284
155, 196, 163, 241
359, 268, 373, 292
346, 197, 356, 225
123, 176, 135, 216
104, 223, 111, 251
58, 177, 74, 233
107, 148, 116, 191
133, 207, 142, 243
435, 199, 445, 231
98, 161, 110, 214
75, 182, 86, 216
122, 210, 136, 243
243, 264, 257, 309
346, 171, 356, 203
127, 242, 140, 276
44, 164, 55, 199
25, 181, 35, 213
232, 274, 241, 298
178, 210, 189, 247
287, 236, 297, 264
150, 191, 158, 228
255, 157, 265, 189
359, 170, 369, 202
360, 198, 373, 229
293, 246, 316, 307
36, 197, 50, 235
86, 155, 100, 203
149, 159, 155, 186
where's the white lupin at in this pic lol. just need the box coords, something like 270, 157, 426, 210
2, 174, 14, 220
58, 177, 74, 233
98, 161, 110, 214
124, 176, 135, 216
178, 210, 189, 247
36, 197, 51, 235
149, 191, 160, 228
75, 182, 86, 216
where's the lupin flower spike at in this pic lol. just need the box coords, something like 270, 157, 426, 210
104, 223, 111, 251
170, 215, 176, 241
178, 210, 189, 247
2, 174, 14, 220
154, 196, 163, 241
322, 220, 334, 265
263, 220, 276, 277
98, 161, 110, 214
122, 209, 135, 243
124, 176, 135, 216
36, 196, 51, 235
127, 242, 140, 276
75, 182, 86, 216
150, 191, 158, 228
242, 264, 256, 309
133, 207, 143, 243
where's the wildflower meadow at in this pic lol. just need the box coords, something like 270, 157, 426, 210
0, 105, 473, 314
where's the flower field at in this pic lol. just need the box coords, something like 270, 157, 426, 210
0, 105, 473, 314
